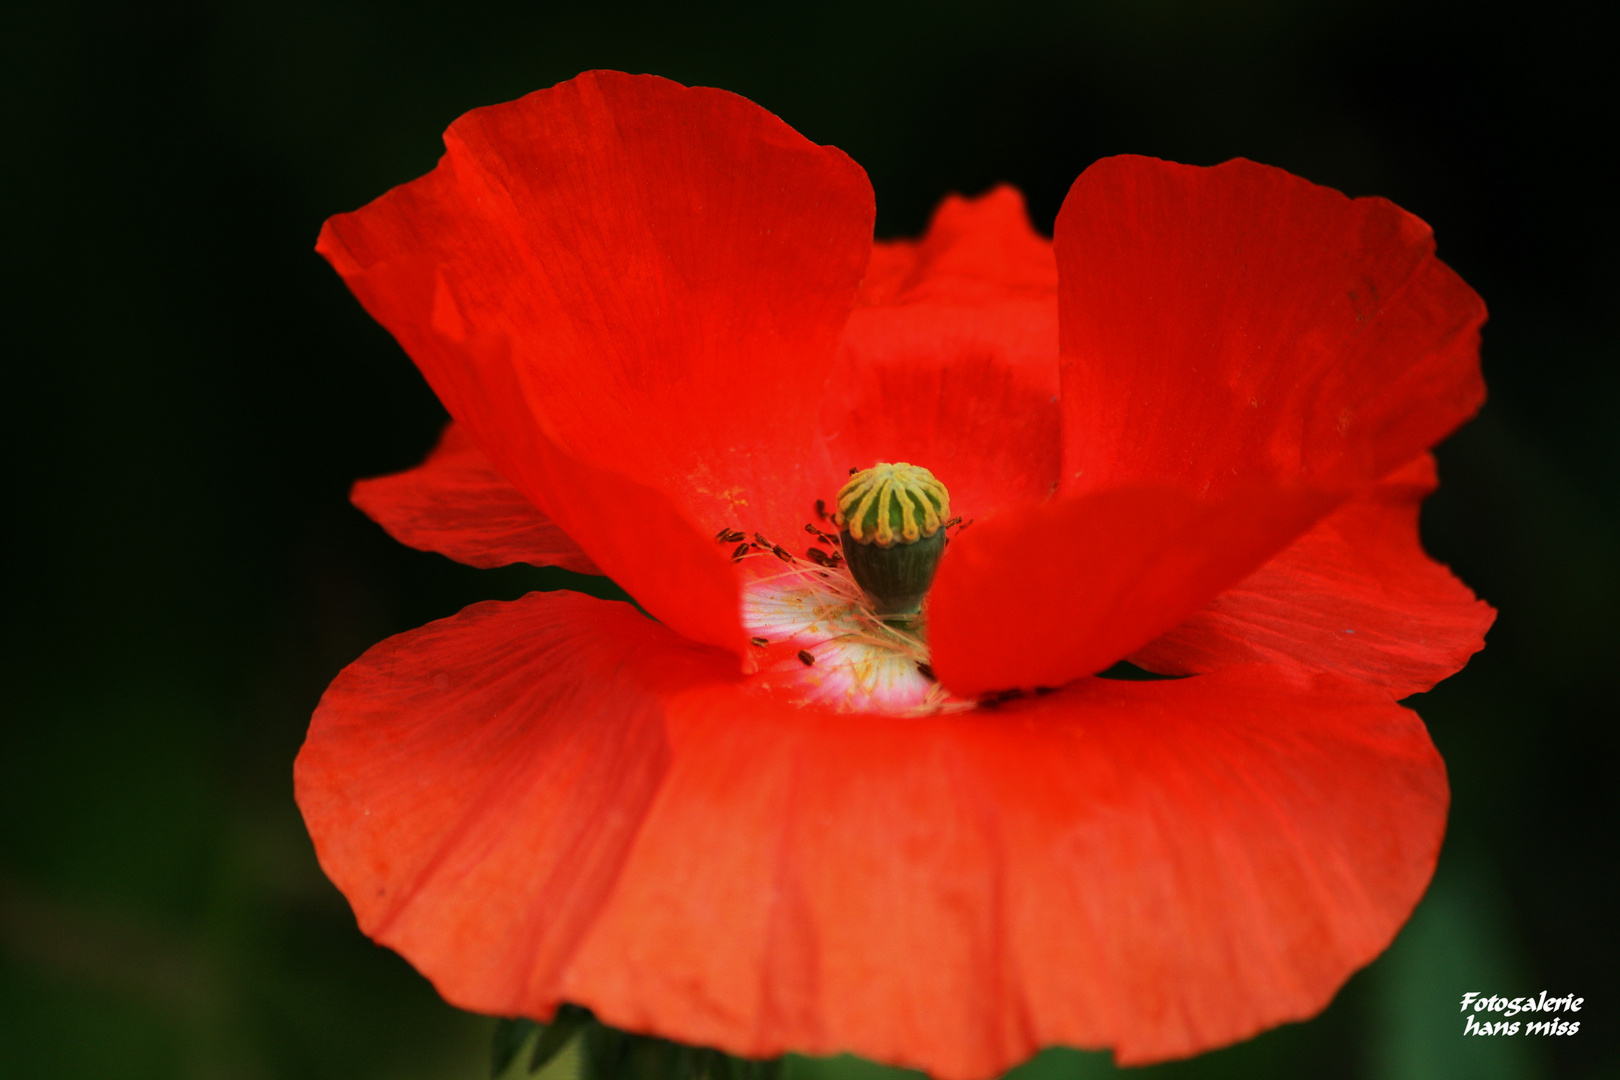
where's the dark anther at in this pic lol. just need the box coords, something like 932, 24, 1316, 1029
1034, 686, 1057, 696
715, 527, 731, 542
815, 498, 827, 520
806, 547, 836, 567
772, 544, 794, 562
753, 532, 772, 547
848, 466, 859, 475
730, 542, 750, 560
977, 688, 1024, 708
798, 649, 816, 666
916, 662, 936, 682
726, 529, 746, 543
944, 516, 962, 530
750, 637, 769, 647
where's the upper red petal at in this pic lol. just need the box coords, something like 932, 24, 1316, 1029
351, 421, 600, 573
931, 156, 1486, 692
1058, 156, 1485, 495
332, 278, 743, 652
821, 187, 1060, 520
299, 591, 1447, 1077
317, 71, 876, 651
1131, 453, 1495, 696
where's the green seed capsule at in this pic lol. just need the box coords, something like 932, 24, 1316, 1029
833, 463, 950, 617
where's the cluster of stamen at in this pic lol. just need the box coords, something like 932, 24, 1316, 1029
716, 502, 974, 716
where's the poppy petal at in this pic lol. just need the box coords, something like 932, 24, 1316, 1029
929, 482, 1339, 695
351, 422, 600, 573
931, 156, 1486, 692
1058, 155, 1485, 495
294, 592, 729, 1024
319, 71, 875, 584
855, 185, 1058, 307
1131, 453, 1495, 695
319, 247, 744, 653
299, 592, 1446, 1078
822, 187, 1060, 520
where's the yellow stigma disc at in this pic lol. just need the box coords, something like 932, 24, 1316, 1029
834, 462, 949, 547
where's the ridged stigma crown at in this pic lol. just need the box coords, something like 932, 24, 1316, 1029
833, 462, 950, 548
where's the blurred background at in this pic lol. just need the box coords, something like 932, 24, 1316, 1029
3, 1, 1615, 1077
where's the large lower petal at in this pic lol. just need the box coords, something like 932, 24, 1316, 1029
1131, 454, 1495, 696
351, 422, 599, 573
299, 592, 1447, 1078
295, 593, 726, 1015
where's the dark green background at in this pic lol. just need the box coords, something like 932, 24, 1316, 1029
3, 1, 1614, 1078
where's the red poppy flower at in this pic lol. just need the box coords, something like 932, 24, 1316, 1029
298, 71, 1493, 1077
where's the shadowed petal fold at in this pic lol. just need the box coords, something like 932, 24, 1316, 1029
351, 422, 599, 573
298, 591, 1448, 1078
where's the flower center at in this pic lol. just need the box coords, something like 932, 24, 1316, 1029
723, 463, 970, 716
833, 462, 950, 618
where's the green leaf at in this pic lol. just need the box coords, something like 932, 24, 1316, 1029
497, 1004, 785, 1080
531, 1004, 595, 1074
493, 1019, 540, 1078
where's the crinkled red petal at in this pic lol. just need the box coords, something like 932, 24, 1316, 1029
297, 591, 1447, 1077
295, 593, 711, 1018
351, 422, 600, 573
323, 258, 741, 653
318, 71, 875, 651
932, 156, 1486, 692
821, 187, 1060, 521
1058, 156, 1485, 494
1132, 453, 1495, 696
